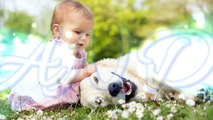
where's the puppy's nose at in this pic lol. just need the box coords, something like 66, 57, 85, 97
108, 82, 122, 97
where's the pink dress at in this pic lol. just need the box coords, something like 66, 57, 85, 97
8, 40, 87, 111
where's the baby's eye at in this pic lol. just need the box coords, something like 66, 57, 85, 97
86, 33, 90, 37
73, 31, 81, 34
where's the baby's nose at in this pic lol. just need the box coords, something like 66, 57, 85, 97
79, 33, 89, 40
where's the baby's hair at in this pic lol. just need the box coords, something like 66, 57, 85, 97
50, 0, 93, 31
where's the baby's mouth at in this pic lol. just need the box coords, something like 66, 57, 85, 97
77, 43, 84, 47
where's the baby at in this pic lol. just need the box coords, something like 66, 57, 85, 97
8, 0, 96, 111
50, 0, 95, 83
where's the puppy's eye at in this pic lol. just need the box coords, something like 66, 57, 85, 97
95, 97, 103, 105
94, 76, 99, 84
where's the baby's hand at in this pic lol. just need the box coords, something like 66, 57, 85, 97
63, 64, 97, 83
84, 64, 96, 76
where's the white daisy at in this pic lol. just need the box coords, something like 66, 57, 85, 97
135, 111, 144, 119
136, 103, 144, 113
165, 103, 171, 108
140, 92, 147, 100
106, 110, 118, 119
171, 106, 177, 113
122, 104, 128, 109
153, 109, 161, 116
128, 101, 137, 108
0, 114, 6, 120
186, 99, 195, 106
36, 110, 43, 116
167, 113, 174, 120
118, 99, 125, 104
156, 116, 163, 120
121, 110, 129, 119
157, 98, 164, 102
106, 110, 114, 118
178, 93, 185, 100
127, 106, 136, 113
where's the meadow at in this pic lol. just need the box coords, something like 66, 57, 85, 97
1, 90, 213, 120
1, 0, 213, 120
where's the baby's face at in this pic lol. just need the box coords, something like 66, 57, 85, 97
58, 12, 93, 51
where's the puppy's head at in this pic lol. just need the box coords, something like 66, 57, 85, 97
80, 67, 137, 108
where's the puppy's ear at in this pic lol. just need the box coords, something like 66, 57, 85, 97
94, 76, 99, 84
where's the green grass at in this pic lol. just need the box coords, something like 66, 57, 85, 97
1, 90, 213, 120
0, 99, 114, 120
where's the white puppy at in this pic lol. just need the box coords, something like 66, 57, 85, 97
80, 56, 180, 108
80, 30, 213, 107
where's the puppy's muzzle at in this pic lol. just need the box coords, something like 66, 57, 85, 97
109, 72, 137, 102
108, 82, 122, 97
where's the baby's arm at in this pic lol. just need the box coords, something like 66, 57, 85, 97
62, 64, 96, 84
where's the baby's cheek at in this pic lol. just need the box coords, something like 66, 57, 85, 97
65, 31, 73, 39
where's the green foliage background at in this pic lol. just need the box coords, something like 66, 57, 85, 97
78, 0, 212, 62
5, 12, 35, 34
0, 1, 213, 119
0, 0, 213, 62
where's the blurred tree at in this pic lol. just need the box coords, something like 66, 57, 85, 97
0, 9, 3, 17
31, 10, 53, 41
192, 0, 213, 32
5, 12, 35, 34
79, 0, 192, 62
30, 2, 57, 41
3, 12, 35, 43
0, 5, 4, 28
0, 1, 4, 17
3, 0, 209, 62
